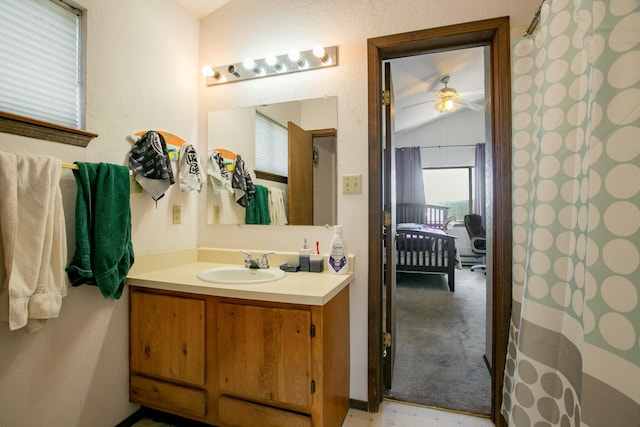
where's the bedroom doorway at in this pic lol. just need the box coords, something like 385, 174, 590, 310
383, 46, 491, 414
367, 18, 513, 427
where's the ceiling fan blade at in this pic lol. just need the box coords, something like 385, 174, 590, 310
402, 99, 438, 109
458, 98, 485, 111
457, 88, 485, 97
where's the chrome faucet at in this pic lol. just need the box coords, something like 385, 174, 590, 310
240, 251, 274, 269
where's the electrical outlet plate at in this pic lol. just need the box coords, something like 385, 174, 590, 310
342, 174, 362, 194
130, 176, 143, 193
172, 205, 182, 224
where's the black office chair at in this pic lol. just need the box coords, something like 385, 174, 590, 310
464, 214, 486, 272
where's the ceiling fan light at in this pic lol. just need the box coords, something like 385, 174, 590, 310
444, 99, 454, 111
434, 96, 457, 114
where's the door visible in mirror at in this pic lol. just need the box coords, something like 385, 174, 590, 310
207, 97, 337, 226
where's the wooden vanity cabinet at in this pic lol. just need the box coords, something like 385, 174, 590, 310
129, 290, 209, 419
129, 285, 350, 427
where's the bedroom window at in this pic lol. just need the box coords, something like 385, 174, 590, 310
255, 112, 288, 182
0, 0, 95, 146
423, 167, 473, 220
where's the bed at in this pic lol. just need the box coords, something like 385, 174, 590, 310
396, 203, 451, 230
394, 224, 459, 292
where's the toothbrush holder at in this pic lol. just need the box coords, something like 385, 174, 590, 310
310, 254, 324, 272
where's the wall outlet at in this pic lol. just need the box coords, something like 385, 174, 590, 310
130, 175, 143, 194
172, 205, 182, 224
342, 174, 362, 194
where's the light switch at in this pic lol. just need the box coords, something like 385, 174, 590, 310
342, 174, 362, 194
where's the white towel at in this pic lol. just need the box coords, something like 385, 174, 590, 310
178, 143, 205, 192
268, 187, 288, 225
207, 151, 233, 194
0, 152, 69, 331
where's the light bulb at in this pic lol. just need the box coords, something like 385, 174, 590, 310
313, 45, 329, 63
265, 54, 284, 72
288, 51, 300, 62
288, 50, 306, 68
242, 57, 263, 75
243, 57, 255, 70
201, 65, 214, 77
312, 45, 325, 58
444, 99, 454, 111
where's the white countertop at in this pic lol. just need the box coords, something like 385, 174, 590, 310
127, 250, 352, 306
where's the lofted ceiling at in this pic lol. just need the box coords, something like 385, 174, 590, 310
390, 46, 486, 135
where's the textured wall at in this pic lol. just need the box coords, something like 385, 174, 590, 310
0, 1, 199, 426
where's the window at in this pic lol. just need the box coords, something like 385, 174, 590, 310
423, 167, 473, 220
255, 112, 288, 180
0, 0, 95, 146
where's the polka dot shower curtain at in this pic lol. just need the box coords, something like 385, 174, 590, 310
502, 0, 639, 426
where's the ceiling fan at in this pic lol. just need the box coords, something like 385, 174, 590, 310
404, 75, 485, 113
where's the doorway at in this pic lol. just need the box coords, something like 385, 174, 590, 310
367, 18, 512, 427
384, 46, 490, 414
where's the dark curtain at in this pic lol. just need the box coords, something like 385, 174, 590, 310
473, 143, 486, 221
395, 147, 425, 204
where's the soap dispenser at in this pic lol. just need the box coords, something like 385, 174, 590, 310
299, 239, 311, 272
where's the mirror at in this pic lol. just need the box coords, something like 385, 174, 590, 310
207, 97, 337, 226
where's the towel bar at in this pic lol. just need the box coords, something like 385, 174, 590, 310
62, 162, 133, 175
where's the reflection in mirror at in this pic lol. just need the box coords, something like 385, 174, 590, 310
207, 97, 337, 226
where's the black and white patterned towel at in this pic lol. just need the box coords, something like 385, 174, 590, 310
231, 155, 255, 207
128, 131, 175, 201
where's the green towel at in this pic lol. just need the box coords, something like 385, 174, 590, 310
66, 163, 134, 299
245, 185, 271, 225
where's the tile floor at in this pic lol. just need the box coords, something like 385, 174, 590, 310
343, 400, 494, 426
133, 399, 494, 426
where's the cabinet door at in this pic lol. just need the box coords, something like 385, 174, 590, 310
217, 303, 312, 408
130, 291, 205, 386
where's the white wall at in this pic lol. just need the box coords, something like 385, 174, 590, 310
396, 108, 485, 167
0, 1, 199, 426
197, 0, 538, 403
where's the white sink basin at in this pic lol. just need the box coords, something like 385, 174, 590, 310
197, 266, 286, 284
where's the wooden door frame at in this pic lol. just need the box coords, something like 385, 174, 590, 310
366, 17, 512, 427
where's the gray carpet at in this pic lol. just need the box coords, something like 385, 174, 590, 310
384, 268, 491, 415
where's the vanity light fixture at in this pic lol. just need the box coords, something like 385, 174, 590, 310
203, 45, 338, 86
228, 65, 241, 78
312, 45, 330, 64
288, 51, 307, 68
265, 54, 286, 72
201, 65, 226, 83
243, 57, 264, 75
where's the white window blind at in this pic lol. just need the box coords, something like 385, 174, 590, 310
255, 112, 288, 177
0, 0, 83, 129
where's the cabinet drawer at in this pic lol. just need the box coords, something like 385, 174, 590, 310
218, 395, 311, 427
130, 375, 207, 418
